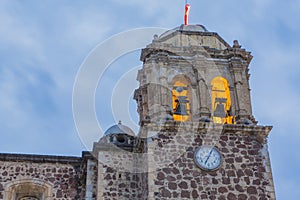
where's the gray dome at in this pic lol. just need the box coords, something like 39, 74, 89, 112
104, 121, 135, 136
159, 24, 208, 39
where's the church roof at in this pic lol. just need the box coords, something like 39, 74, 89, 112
140, 24, 233, 62
103, 121, 135, 136
159, 24, 208, 39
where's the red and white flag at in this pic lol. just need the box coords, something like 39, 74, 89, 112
184, 4, 190, 25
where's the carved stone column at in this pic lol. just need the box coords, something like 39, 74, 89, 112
230, 59, 252, 123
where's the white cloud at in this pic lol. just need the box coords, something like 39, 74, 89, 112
111, 0, 178, 16
0, 1, 45, 60
110, 0, 182, 27
61, 6, 113, 48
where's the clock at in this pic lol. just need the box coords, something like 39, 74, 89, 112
194, 145, 222, 171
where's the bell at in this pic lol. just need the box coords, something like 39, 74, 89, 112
213, 98, 227, 118
174, 96, 189, 115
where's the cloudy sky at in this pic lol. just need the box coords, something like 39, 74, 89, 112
0, 0, 299, 199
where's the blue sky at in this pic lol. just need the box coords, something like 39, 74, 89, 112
0, 0, 300, 199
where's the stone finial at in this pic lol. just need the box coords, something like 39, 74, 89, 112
233, 40, 241, 48
153, 34, 159, 42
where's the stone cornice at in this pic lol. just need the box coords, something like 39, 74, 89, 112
0, 153, 83, 164
140, 46, 252, 65
139, 122, 272, 143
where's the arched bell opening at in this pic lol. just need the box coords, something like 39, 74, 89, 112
211, 77, 235, 124
171, 76, 192, 122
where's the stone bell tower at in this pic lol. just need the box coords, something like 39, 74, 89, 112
135, 25, 256, 126
134, 25, 276, 199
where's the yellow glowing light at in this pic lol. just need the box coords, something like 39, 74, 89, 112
211, 77, 235, 124
172, 81, 190, 122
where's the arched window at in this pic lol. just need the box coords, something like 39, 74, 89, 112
211, 77, 234, 124
172, 76, 191, 122
4, 179, 52, 200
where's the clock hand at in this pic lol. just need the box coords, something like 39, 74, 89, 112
204, 149, 213, 165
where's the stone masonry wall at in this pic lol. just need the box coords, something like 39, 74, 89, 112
0, 154, 86, 200
100, 165, 148, 200
147, 124, 275, 200
97, 148, 148, 200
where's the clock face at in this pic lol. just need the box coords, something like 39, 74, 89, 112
194, 146, 222, 171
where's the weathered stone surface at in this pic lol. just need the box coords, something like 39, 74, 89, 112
235, 184, 245, 192
192, 190, 199, 198
178, 181, 188, 189
157, 172, 165, 180
168, 182, 177, 190
249, 196, 258, 200
218, 187, 228, 193
0, 159, 86, 200
161, 188, 171, 198
149, 130, 275, 200
227, 192, 237, 200
247, 186, 258, 194
238, 194, 248, 200
181, 190, 190, 198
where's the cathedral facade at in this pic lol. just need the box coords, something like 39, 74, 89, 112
0, 25, 276, 200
